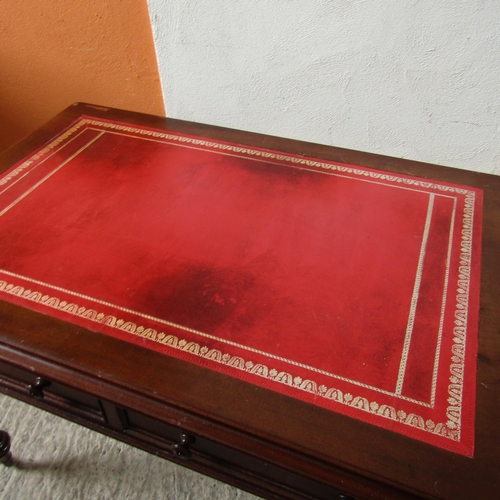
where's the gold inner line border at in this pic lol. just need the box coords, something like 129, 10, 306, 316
0, 267, 432, 407
0, 271, 461, 443
0, 126, 90, 198
395, 194, 435, 395
85, 123, 466, 406
0, 122, 449, 403
86, 124, 459, 404
0, 121, 87, 190
0, 131, 105, 217
82, 118, 473, 197
88, 126, 460, 200
0, 120, 460, 403
0, 117, 477, 443
430, 197, 457, 407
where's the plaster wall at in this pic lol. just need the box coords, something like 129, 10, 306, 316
0, 0, 164, 152
148, 0, 500, 174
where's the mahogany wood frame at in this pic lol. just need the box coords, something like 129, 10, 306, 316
0, 103, 499, 500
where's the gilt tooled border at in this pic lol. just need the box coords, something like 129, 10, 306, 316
0, 117, 477, 443
0, 117, 475, 196
0, 122, 87, 187
81, 118, 474, 196
78, 118, 476, 441
0, 277, 459, 441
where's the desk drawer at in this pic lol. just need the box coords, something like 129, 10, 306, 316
0, 359, 355, 500
0, 359, 105, 424
0, 362, 357, 500
122, 408, 355, 500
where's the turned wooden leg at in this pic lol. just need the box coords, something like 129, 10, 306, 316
0, 430, 13, 466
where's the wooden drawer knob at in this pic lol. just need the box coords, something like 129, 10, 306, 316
171, 433, 195, 460
27, 377, 51, 399
0, 430, 13, 467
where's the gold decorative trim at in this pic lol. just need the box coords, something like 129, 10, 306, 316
430, 197, 457, 407
0, 268, 432, 406
81, 118, 474, 196
89, 125, 461, 200
0, 116, 479, 444
444, 191, 475, 438
395, 194, 435, 394
0, 277, 460, 442
0, 132, 105, 217
76, 118, 476, 437
0, 122, 87, 188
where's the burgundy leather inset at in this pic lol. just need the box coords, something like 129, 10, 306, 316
0, 117, 483, 455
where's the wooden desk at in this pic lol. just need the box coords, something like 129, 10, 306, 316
0, 103, 499, 499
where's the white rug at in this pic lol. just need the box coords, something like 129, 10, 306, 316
0, 393, 260, 500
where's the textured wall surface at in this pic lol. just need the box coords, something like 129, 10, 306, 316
148, 0, 500, 174
0, 0, 164, 153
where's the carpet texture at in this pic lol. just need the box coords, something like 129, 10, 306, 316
0, 394, 260, 500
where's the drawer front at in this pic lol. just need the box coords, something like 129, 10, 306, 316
0, 359, 105, 424
0, 358, 361, 500
123, 408, 355, 500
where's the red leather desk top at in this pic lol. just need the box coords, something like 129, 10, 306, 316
0, 116, 482, 456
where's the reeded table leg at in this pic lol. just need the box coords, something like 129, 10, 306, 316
0, 430, 13, 466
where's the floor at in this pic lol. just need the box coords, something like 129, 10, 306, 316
0, 393, 261, 500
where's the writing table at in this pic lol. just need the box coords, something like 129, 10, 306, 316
0, 103, 499, 499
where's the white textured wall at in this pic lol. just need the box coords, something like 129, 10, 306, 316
148, 0, 500, 174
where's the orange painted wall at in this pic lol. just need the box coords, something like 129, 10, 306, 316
0, 0, 165, 153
